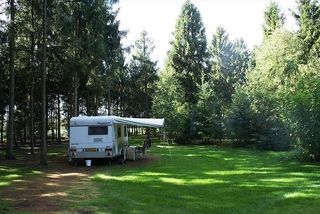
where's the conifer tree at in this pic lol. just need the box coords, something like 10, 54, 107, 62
293, 0, 320, 60
129, 30, 158, 117
263, 1, 285, 37
167, 0, 208, 142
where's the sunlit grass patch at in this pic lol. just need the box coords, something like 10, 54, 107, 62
284, 191, 320, 199
74, 145, 320, 213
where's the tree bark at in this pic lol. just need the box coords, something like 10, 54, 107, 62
57, 93, 61, 144
23, 121, 26, 144
40, 0, 47, 166
7, 0, 16, 160
50, 97, 55, 143
108, 85, 111, 115
73, 18, 79, 117
0, 112, 4, 145
30, 0, 35, 154
74, 71, 78, 116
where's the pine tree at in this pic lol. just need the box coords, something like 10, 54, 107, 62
293, 0, 320, 60
152, 66, 188, 142
263, 1, 285, 37
167, 0, 208, 142
129, 30, 158, 117
209, 27, 250, 140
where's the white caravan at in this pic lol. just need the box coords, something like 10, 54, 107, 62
69, 115, 164, 164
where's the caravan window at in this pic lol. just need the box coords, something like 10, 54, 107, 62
88, 126, 108, 135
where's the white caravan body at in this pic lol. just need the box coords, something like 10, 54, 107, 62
69, 115, 164, 162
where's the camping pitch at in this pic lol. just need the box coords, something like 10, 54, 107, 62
68, 116, 164, 164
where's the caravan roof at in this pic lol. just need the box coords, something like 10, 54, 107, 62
70, 116, 164, 128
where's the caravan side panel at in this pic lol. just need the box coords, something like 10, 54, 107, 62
69, 125, 116, 160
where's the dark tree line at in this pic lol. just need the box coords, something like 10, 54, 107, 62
0, 0, 158, 163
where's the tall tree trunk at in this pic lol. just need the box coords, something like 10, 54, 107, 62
40, 0, 47, 166
23, 121, 26, 144
67, 103, 71, 137
74, 71, 78, 116
30, 65, 35, 154
73, 18, 79, 117
108, 85, 111, 115
7, 0, 16, 160
30, 0, 35, 155
144, 65, 148, 117
94, 95, 98, 115
57, 93, 61, 144
0, 112, 4, 145
50, 97, 54, 143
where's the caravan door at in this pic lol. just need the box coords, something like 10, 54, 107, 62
114, 125, 128, 155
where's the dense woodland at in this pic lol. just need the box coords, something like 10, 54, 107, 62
0, 0, 319, 164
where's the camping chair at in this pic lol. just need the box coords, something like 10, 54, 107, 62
135, 136, 151, 158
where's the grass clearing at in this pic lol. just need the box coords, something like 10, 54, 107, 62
1, 144, 320, 213
70, 145, 320, 213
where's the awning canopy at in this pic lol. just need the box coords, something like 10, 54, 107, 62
113, 117, 164, 128
70, 116, 164, 128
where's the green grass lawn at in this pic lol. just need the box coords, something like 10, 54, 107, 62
68, 144, 320, 214
1, 143, 320, 213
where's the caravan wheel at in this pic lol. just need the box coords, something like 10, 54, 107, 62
70, 158, 79, 167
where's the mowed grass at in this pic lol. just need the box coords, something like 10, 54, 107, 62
1, 144, 320, 213
70, 145, 320, 214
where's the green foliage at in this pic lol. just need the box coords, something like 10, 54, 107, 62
226, 88, 256, 146
209, 27, 250, 141
294, 0, 320, 60
263, 1, 285, 37
241, 30, 301, 150
0, 0, 124, 149
195, 79, 220, 141
210, 27, 250, 103
159, 0, 208, 142
289, 60, 320, 161
168, 0, 208, 105
128, 31, 158, 117
152, 68, 188, 142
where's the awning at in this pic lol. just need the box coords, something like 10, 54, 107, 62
70, 116, 164, 128
113, 117, 164, 128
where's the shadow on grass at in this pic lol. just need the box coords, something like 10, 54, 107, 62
0, 144, 90, 213
2, 144, 320, 213
74, 145, 320, 214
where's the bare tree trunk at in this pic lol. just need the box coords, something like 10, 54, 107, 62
7, 0, 16, 160
23, 119, 26, 144
0, 112, 4, 145
108, 85, 111, 115
94, 95, 98, 115
30, 2, 35, 153
40, 0, 47, 166
29, 0, 35, 155
50, 97, 55, 143
68, 102, 71, 138
30, 89, 35, 154
57, 93, 61, 144
73, 18, 79, 117
74, 71, 78, 116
